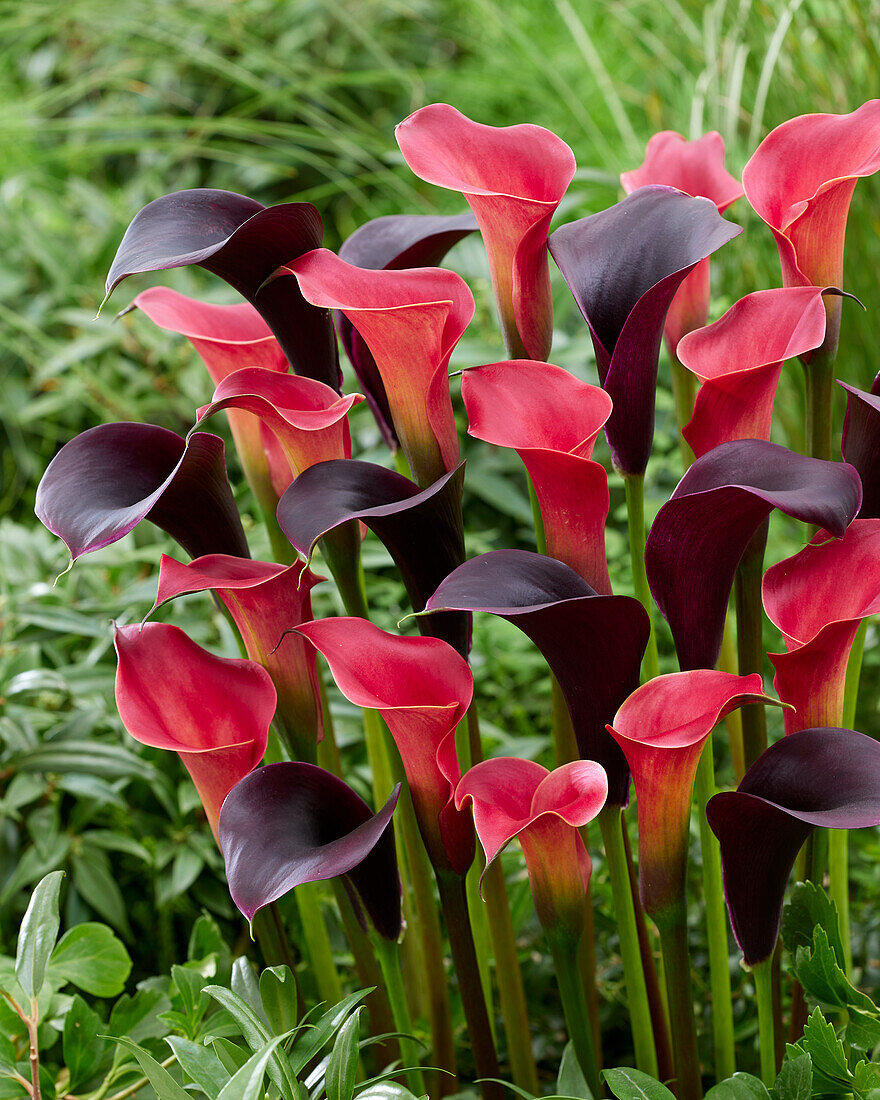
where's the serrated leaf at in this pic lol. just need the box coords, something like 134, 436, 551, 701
260, 966, 300, 1037
63, 994, 112, 1091
557, 1041, 592, 1098
289, 989, 372, 1074
217, 1032, 293, 1100
782, 883, 847, 969
853, 1060, 880, 1097
71, 850, 132, 938
15, 870, 63, 1000
794, 927, 877, 1014
108, 1035, 191, 1100
47, 922, 131, 996
773, 1052, 811, 1100
203, 985, 297, 1100
165, 1035, 230, 1097
847, 1009, 880, 1051
795, 1009, 852, 1093
603, 1068, 677, 1100
326, 1007, 362, 1100
706, 1073, 771, 1100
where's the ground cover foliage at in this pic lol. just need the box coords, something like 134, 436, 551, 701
4, 0, 880, 1096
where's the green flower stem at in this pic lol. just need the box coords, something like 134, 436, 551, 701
752, 958, 777, 1087
734, 519, 770, 770
624, 473, 660, 681
718, 616, 745, 779
394, 447, 414, 479
656, 909, 702, 1100
547, 929, 601, 1100
802, 335, 839, 462
597, 805, 658, 1078
294, 882, 344, 1006
695, 735, 736, 1081
261, 495, 296, 565
372, 936, 428, 1098
436, 869, 504, 1100
669, 352, 697, 470
527, 474, 547, 555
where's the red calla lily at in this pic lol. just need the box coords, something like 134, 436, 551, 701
114, 622, 275, 840
677, 287, 828, 458
296, 617, 475, 875
283, 250, 472, 486
461, 360, 612, 593
763, 519, 880, 734
455, 758, 607, 937
396, 103, 576, 361
621, 130, 744, 353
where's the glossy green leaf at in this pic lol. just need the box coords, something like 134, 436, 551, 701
794, 926, 877, 1014
204, 984, 297, 1100
772, 1052, 811, 1100
63, 994, 112, 1092
108, 1035, 191, 1100
217, 1032, 293, 1100
14, 870, 63, 1000
603, 1068, 676, 1100
260, 966, 300, 1036
210, 1037, 250, 1075
705, 1074, 770, 1100
794, 1009, 852, 1094
557, 1041, 592, 1099
70, 853, 132, 939
289, 989, 372, 1074
188, 914, 232, 984
107, 987, 171, 1042
230, 957, 268, 1023
47, 922, 131, 997
165, 1035, 231, 1097
325, 1006, 362, 1100
846, 1009, 880, 1051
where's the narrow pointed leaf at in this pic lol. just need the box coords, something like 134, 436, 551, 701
15, 870, 64, 1000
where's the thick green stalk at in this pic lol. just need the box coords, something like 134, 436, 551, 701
669, 353, 697, 471
623, 473, 660, 681
695, 736, 736, 1080
656, 910, 702, 1100
528, 474, 547, 555
597, 806, 658, 1077
718, 616, 745, 779
753, 959, 777, 1087
394, 447, 413, 479
802, 337, 838, 462
372, 936, 428, 1097
294, 882, 344, 1006
734, 519, 769, 770
547, 930, 601, 1099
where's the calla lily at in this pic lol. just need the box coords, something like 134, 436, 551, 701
35, 424, 248, 565
105, 189, 340, 388
607, 671, 773, 922
277, 459, 468, 656
763, 519, 880, 734
152, 554, 324, 756
424, 549, 649, 805
297, 617, 475, 875
549, 186, 741, 474
396, 103, 576, 361
677, 287, 828, 458
461, 360, 613, 593
742, 101, 880, 293
645, 439, 862, 671
337, 213, 478, 449
282, 250, 472, 486
195, 368, 362, 497
455, 758, 607, 937
114, 622, 275, 840
707, 726, 880, 965
841, 374, 880, 517
219, 762, 401, 938
621, 130, 744, 354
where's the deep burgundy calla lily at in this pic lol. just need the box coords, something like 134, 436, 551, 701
549, 186, 741, 474
645, 439, 862, 671
621, 130, 744, 353
424, 549, 649, 805
153, 554, 324, 753
841, 373, 880, 517
283, 250, 472, 486
220, 761, 401, 938
396, 103, 576, 361
337, 213, 477, 449
763, 520, 880, 734
707, 726, 880, 965
742, 101, 880, 292
455, 758, 607, 937
277, 459, 468, 656
607, 671, 773, 921
105, 189, 340, 388
677, 287, 828, 457
35, 424, 248, 564
462, 360, 613, 593
297, 617, 475, 875
114, 622, 275, 840
195, 368, 362, 498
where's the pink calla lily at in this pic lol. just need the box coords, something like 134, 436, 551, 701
396, 103, 576, 361
114, 622, 275, 841
462, 360, 613, 592
764, 519, 880, 734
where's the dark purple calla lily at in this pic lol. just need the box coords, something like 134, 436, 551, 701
335, 213, 477, 450
841, 373, 880, 517
35, 423, 248, 563
707, 727, 880, 965
424, 549, 649, 805
219, 762, 401, 939
277, 459, 468, 656
645, 439, 861, 671
549, 186, 741, 475
104, 189, 340, 389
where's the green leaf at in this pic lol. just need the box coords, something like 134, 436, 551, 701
289, 989, 372, 1074
230, 956, 267, 1023
794, 1009, 852, 1094
11, 741, 158, 781
63, 994, 112, 1092
326, 1007, 362, 1100
773, 1052, 811, 1100
853, 1060, 880, 1098
107, 987, 171, 1042
71, 849, 133, 938
705, 1074, 771, 1100
203, 985, 297, 1100
782, 883, 846, 969
171, 964, 211, 1033
794, 927, 877, 1014
557, 1041, 592, 1099
355, 1087, 424, 1099
107, 1035, 190, 1100
14, 870, 64, 1000
0, 1032, 17, 1077
603, 1068, 677, 1100
165, 1035, 230, 1097
217, 1032, 293, 1100
847, 1009, 880, 1051
260, 966, 300, 1037
211, 1037, 250, 1075
157, 847, 203, 906
188, 914, 232, 984
47, 922, 131, 996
